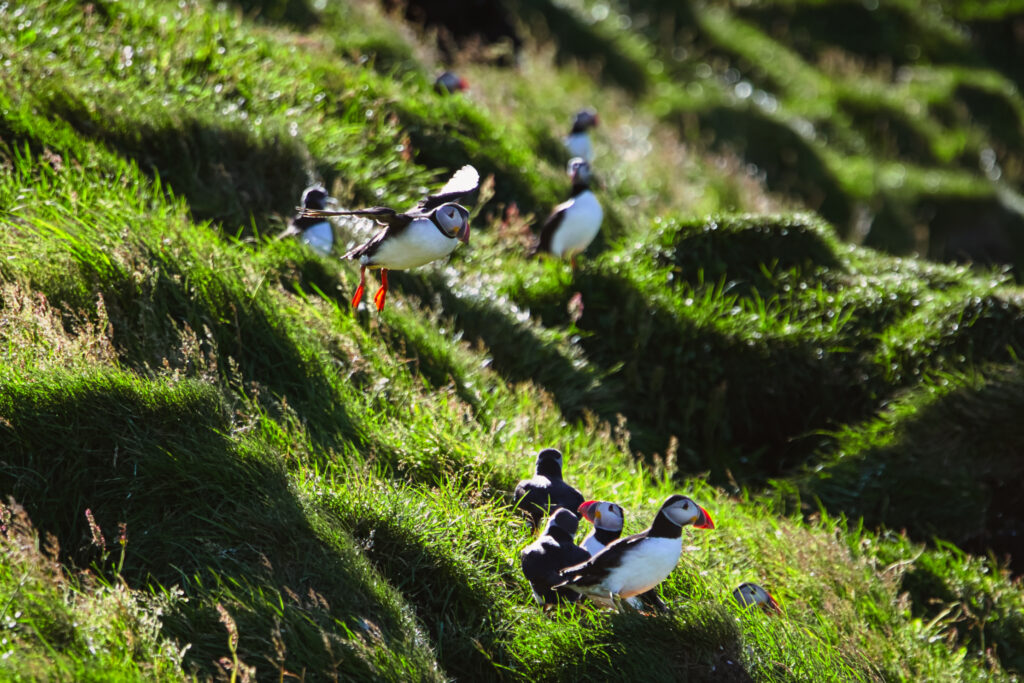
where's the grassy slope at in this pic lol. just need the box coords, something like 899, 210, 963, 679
0, 0, 1022, 680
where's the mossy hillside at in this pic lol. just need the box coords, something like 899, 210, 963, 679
1, 0, 1024, 680
522, 0, 1024, 268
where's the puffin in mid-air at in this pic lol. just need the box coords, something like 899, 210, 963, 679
553, 494, 714, 611
279, 185, 335, 256
520, 508, 592, 606
564, 108, 598, 163
434, 70, 469, 94
513, 448, 585, 530
733, 582, 781, 615
299, 165, 479, 311
533, 158, 603, 269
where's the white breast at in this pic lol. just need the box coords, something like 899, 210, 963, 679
550, 191, 602, 259
603, 536, 681, 598
565, 133, 593, 163
301, 221, 334, 256
581, 533, 605, 556
365, 218, 458, 270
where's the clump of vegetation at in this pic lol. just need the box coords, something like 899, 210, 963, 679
0, 0, 1022, 680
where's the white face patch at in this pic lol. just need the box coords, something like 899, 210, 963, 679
662, 499, 699, 527
435, 204, 467, 234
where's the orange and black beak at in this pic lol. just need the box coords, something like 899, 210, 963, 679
458, 221, 470, 244
762, 591, 782, 615
693, 505, 715, 529
577, 500, 596, 522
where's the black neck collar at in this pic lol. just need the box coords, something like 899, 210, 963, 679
536, 460, 562, 479
648, 510, 683, 539
592, 526, 621, 545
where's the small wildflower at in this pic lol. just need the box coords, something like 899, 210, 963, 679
84, 508, 105, 549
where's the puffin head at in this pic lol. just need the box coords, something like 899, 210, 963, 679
733, 582, 781, 615
435, 203, 471, 243
660, 495, 715, 529
301, 185, 330, 211
435, 70, 469, 94
544, 507, 580, 537
571, 108, 599, 132
567, 158, 593, 187
578, 500, 625, 532
534, 447, 563, 476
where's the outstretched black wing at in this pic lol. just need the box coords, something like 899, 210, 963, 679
298, 205, 412, 227
417, 165, 480, 212
555, 530, 649, 589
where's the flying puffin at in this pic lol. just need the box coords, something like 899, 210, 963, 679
533, 158, 603, 269
520, 508, 593, 606
279, 185, 335, 256
565, 108, 598, 163
299, 165, 479, 311
577, 500, 625, 556
733, 582, 781, 615
553, 494, 714, 611
513, 448, 585, 530
434, 70, 469, 94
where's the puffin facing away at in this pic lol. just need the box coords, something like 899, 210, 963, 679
520, 508, 593, 606
577, 500, 625, 556
299, 165, 479, 311
534, 158, 603, 269
733, 582, 781, 615
513, 448, 585, 530
565, 108, 598, 163
279, 185, 335, 256
434, 70, 469, 94
554, 495, 714, 611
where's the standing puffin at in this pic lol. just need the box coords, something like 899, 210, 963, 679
577, 500, 625, 556
279, 185, 335, 256
299, 165, 479, 311
733, 582, 781, 615
533, 158, 603, 269
513, 448, 585, 530
565, 108, 598, 163
434, 70, 469, 94
553, 494, 714, 610
577, 500, 668, 612
520, 508, 593, 606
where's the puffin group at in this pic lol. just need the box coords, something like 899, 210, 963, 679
515, 447, 779, 616
290, 105, 605, 310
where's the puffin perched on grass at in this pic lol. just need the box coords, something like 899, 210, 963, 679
733, 582, 781, 615
280, 185, 335, 256
434, 70, 469, 94
520, 508, 592, 606
565, 108, 598, 163
513, 448, 585, 530
577, 500, 668, 612
533, 158, 603, 269
299, 165, 479, 311
554, 494, 714, 611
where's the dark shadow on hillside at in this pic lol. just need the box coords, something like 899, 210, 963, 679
838, 96, 939, 164
510, 0, 650, 96
40, 90, 317, 240
796, 367, 1024, 670
952, 83, 1024, 153
389, 269, 624, 422
337, 511, 512, 679
679, 105, 854, 236
736, 3, 974, 69
963, 13, 1024, 91
36, 241, 363, 457
0, 372, 425, 680
926, 195, 1024, 272
232, 0, 320, 28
